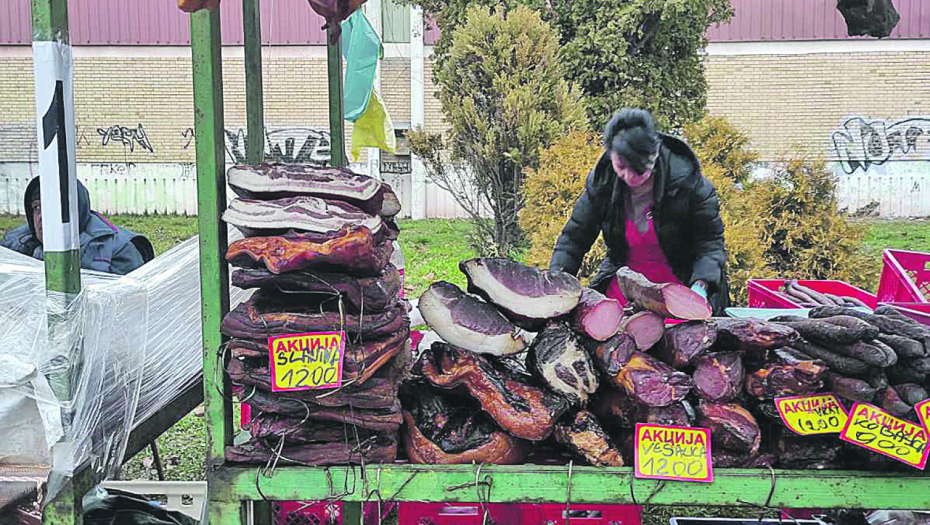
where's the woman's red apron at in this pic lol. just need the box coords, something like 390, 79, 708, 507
605, 215, 682, 305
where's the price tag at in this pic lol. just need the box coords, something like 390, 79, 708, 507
775, 393, 848, 435
918, 399, 930, 435
268, 331, 345, 392
839, 402, 929, 470
634, 424, 713, 483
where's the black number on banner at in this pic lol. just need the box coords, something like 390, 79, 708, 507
42, 80, 70, 223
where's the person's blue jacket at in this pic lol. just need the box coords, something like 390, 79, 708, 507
0, 177, 154, 275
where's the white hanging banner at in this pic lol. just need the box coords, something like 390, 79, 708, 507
32, 41, 79, 252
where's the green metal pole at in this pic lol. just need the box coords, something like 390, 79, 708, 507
242, 0, 265, 165
31, 0, 69, 43
32, 1, 84, 523
191, 7, 232, 478
326, 27, 346, 168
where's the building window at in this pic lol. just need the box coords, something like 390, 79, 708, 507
382, 0, 411, 44
382, 125, 412, 175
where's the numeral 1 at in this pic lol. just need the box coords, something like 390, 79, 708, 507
41, 80, 70, 222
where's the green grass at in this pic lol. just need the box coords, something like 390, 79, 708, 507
395, 218, 476, 298
119, 404, 240, 482
109, 214, 200, 256
0, 214, 23, 235
859, 219, 930, 291
0, 213, 199, 257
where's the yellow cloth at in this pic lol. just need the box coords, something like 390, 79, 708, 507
351, 90, 396, 162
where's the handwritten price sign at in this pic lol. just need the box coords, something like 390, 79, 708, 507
776, 393, 849, 436
840, 402, 929, 470
268, 331, 345, 392
634, 424, 713, 483
918, 399, 930, 436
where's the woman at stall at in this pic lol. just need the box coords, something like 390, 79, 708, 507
549, 108, 730, 315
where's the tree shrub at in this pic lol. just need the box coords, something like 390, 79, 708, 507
407, 5, 586, 257
752, 154, 875, 291
683, 117, 769, 304
520, 130, 605, 283
685, 118, 875, 302
404, 0, 733, 130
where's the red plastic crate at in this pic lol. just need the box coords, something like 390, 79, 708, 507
746, 279, 877, 309
399, 502, 522, 525
520, 504, 642, 525
274, 501, 342, 525
877, 249, 930, 303
877, 302, 930, 327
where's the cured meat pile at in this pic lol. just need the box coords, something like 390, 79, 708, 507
404, 260, 708, 466
406, 261, 930, 471
219, 163, 410, 466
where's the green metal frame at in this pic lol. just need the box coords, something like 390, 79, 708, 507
184, 5, 930, 525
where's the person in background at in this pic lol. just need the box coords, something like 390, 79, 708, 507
1, 176, 154, 274
550, 108, 729, 314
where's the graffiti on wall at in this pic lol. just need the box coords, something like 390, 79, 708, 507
181, 128, 195, 150
224, 127, 332, 165
97, 124, 155, 153
832, 117, 930, 174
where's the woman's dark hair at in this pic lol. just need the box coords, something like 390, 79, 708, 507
604, 108, 660, 174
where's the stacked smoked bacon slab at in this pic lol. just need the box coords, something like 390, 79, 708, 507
219, 163, 410, 466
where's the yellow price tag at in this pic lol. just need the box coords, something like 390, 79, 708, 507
775, 393, 849, 436
634, 424, 713, 483
268, 331, 345, 392
840, 402, 929, 470
918, 399, 930, 436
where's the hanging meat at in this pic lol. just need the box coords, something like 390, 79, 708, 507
553, 411, 624, 467
226, 225, 394, 276
415, 343, 571, 441
418, 281, 526, 356
231, 264, 402, 312
527, 323, 599, 406
227, 162, 399, 217
401, 381, 528, 465
459, 258, 583, 330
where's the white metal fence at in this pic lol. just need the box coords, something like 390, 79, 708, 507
1, 161, 928, 219
0, 162, 471, 219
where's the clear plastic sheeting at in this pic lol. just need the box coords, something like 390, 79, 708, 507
130, 227, 251, 426
0, 225, 250, 508
0, 251, 148, 504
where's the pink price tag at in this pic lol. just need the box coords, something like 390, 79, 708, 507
268, 331, 345, 392
775, 393, 849, 436
634, 423, 714, 483
839, 402, 929, 470
917, 399, 930, 437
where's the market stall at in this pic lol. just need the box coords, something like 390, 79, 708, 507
181, 3, 930, 525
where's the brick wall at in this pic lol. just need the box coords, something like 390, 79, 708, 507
1, 48, 926, 165
704, 51, 930, 162
381, 58, 411, 125
423, 58, 446, 135
0, 53, 363, 164
0, 56, 39, 160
